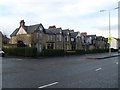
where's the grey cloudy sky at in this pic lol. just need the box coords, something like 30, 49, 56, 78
0, 0, 119, 38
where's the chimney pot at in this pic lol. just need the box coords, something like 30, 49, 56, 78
20, 20, 25, 27
49, 25, 56, 29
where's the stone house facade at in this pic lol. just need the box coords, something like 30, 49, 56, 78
10, 20, 109, 53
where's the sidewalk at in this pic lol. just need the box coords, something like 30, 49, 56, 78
86, 52, 120, 60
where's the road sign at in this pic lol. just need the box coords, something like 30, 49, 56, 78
108, 36, 112, 43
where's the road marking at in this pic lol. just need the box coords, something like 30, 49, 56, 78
95, 68, 102, 71
38, 82, 58, 88
16, 59, 23, 60
116, 62, 118, 64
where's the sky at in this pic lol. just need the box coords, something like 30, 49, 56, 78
0, 0, 119, 38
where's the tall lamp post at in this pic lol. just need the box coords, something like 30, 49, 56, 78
100, 7, 119, 56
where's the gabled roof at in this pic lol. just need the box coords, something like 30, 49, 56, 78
10, 28, 19, 37
10, 24, 43, 37
48, 28, 62, 34
96, 36, 104, 40
70, 32, 79, 38
26, 24, 40, 33
44, 29, 55, 35
87, 35, 96, 39
62, 29, 69, 36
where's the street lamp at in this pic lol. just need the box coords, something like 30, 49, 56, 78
100, 7, 119, 56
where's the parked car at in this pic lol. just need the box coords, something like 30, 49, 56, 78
0, 50, 5, 57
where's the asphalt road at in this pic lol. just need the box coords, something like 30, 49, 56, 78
2, 53, 119, 88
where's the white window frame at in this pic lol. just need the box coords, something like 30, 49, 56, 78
59, 35, 62, 41
67, 36, 69, 41
71, 38, 74, 42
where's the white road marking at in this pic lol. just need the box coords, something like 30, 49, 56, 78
16, 59, 23, 60
95, 68, 102, 71
116, 62, 118, 64
38, 82, 58, 88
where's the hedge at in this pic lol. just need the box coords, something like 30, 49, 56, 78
66, 49, 109, 55
3, 47, 37, 57
3, 47, 109, 57
42, 49, 65, 56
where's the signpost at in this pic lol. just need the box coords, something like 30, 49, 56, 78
108, 36, 112, 43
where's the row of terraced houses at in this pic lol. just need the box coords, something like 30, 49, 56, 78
10, 20, 109, 52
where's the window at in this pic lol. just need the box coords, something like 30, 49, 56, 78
76, 38, 79, 43
50, 35, 53, 40
47, 43, 51, 49
48, 35, 53, 41
60, 30, 62, 34
59, 35, 62, 41
56, 35, 61, 41
48, 35, 50, 41
56, 35, 59, 41
39, 26, 43, 31
67, 31, 69, 35
36, 33, 39, 41
67, 36, 69, 41
39, 33, 42, 40
47, 43, 54, 49
89, 37, 92, 44
71, 38, 74, 41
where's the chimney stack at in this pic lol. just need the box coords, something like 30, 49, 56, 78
49, 25, 56, 29
69, 29, 74, 33
81, 32, 87, 37
20, 20, 25, 27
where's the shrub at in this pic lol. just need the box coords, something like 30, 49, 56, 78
66, 50, 76, 55
42, 49, 65, 56
3, 47, 37, 57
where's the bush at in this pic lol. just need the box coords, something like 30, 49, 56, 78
42, 49, 65, 56
76, 50, 86, 55
86, 49, 109, 54
75, 49, 108, 55
3, 47, 37, 57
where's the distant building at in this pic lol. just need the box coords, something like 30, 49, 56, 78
110, 37, 118, 49
10, 20, 109, 53
0, 31, 10, 46
70, 31, 82, 50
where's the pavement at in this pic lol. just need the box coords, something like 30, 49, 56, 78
86, 52, 120, 59
2, 52, 118, 88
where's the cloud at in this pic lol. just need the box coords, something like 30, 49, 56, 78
0, 0, 119, 38
94, 24, 118, 31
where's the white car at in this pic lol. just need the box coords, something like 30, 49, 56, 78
0, 50, 5, 57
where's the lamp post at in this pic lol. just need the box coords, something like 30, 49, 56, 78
100, 7, 119, 56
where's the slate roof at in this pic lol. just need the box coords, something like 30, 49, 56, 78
44, 29, 55, 35
86, 35, 96, 39
62, 29, 69, 36
11, 23, 61, 37
70, 32, 79, 38
10, 24, 41, 37
26, 24, 40, 33
48, 28, 62, 34
96, 36, 104, 40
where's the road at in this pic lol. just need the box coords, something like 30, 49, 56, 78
2, 53, 119, 88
